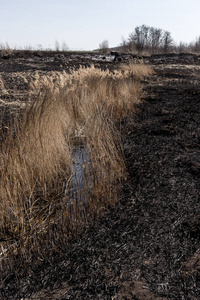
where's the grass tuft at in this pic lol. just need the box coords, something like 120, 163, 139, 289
0, 63, 153, 278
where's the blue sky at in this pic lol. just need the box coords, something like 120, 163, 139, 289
1, 0, 200, 50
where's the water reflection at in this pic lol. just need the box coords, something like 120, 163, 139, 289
66, 144, 91, 210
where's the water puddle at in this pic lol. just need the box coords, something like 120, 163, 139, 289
66, 144, 91, 210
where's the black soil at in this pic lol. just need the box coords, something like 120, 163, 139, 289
0, 52, 200, 299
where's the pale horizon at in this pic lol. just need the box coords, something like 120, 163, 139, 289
1, 0, 200, 51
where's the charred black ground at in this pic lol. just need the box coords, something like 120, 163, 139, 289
0, 52, 200, 299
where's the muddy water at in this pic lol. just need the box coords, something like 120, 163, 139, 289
66, 145, 91, 209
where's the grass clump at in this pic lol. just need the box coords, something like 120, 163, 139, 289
0, 63, 153, 278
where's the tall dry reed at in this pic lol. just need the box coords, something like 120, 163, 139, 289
0, 63, 153, 277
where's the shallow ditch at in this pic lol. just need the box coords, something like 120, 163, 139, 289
66, 143, 91, 210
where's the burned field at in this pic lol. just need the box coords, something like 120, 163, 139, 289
0, 52, 200, 299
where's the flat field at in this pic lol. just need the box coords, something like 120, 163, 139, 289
0, 51, 200, 299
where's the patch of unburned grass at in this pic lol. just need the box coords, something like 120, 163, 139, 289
0, 63, 153, 278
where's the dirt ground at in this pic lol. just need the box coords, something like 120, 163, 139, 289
0, 52, 200, 299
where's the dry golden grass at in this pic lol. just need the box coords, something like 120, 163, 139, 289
0, 63, 153, 277
120, 62, 154, 79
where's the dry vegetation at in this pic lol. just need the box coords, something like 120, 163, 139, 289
0, 63, 153, 278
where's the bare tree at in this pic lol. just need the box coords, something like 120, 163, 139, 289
128, 25, 174, 54
193, 36, 200, 52
162, 31, 173, 53
150, 27, 163, 53
36, 44, 43, 51
99, 40, 109, 53
129, 25, 150, 52
177, 41, 187, 52
55, 40, 60, 51
62, 41, 69, 51
119, 36, 129, 52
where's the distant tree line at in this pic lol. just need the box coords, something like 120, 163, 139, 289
119, 25, 174, 54
116, 25, 200, 54
176, 37, 200, 53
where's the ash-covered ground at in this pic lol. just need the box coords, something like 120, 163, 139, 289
0, 52, 200, 299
